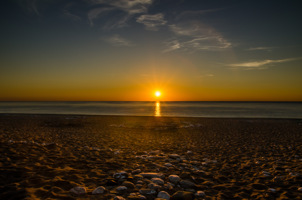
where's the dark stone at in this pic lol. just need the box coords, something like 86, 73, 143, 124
122, 181, 135, 190
179, 180, 196, 189
171, 191, 194, 200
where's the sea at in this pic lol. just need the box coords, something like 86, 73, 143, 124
0, 101, 302, 119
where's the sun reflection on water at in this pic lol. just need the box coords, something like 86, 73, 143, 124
155, 101, 161, 117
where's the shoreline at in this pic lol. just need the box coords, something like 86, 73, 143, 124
1, 113, 302, 120
1, 114, 301, 199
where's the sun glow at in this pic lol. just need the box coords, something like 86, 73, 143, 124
155, 91, 161, 97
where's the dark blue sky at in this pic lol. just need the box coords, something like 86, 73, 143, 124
1, 0, 302, 101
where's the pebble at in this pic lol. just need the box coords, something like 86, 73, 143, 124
268, 188, 277, 193
187, 151, 193, 154
92, 186, 106, 194
116, 186, 128, 192
139, 189, 157, 195
168, 175, 181, 184
262, 171, 271, 177
157, 191, 170, 200
114, 171, 128, 179
114, 196, 126, 200
128, 193, 147, 200
168, 154, 180, 159
132, 169, 142, 174
148, 183, 161, 190
164, 163, 173, 167
140, 173, 164, 179
122, 181, 135, 189
151, 178, 165, 185
163, 182, 174, 190
171, 191, 194, 200
70, 186, 86, 195
179, 180, 196, 189
195, 191, 205, 197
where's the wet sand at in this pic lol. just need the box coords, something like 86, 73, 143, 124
0, 114, 301, 199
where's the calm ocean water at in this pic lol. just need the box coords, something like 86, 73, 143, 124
0, 101, 302, 119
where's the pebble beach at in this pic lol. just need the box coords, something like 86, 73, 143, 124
0, 114, 302, 199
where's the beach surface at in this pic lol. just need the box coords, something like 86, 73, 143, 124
0, 114, 301, 199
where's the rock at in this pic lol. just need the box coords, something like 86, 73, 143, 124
114, 196, 126, 200
268, 188, 277, 193
151, 178, 165, 185
168, 175, 181, 184
132, 169, 142, 174
195, 191, 205, 197
179, 172, 191, 180
122, 181, 135, 189
116, 186, 128, 193
163, 182, 174, 190
187, 151, 193, 155
139, 189, 157, 195
164, 163, 173, 167
114, 171, 128, 179
171, 191, 194, 200
128, 193, 147, 200
298, 187, 302, 192
134, 175, 144, 180
148, 183, 161, 190
140, 173, 164, 179
179, 180, 196, 189
70, 186, 86, 195
92, 186, 106, 194
158, 191, 170, 200
261, 171, 271, 177
169, 154, 180, 159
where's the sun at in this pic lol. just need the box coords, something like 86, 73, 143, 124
155, 91, 161, 97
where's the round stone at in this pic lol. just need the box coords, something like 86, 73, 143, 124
151, 178, 165, 185
168, 175, 181, 184
92, 186, 106, 195
158, 191, 170, 200
70, 186, 86, 195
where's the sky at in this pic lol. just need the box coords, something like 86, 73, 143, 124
0, 0, 302, 101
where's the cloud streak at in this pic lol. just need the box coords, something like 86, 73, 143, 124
246, 47, 274, 51
105, 34, 133, 46
228, 58, 299, 69
136, 13, 167, 31
164, 22, 231, 52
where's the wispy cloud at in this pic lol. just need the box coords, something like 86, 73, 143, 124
228, 58, 300, 69
136, 13, 167, 31
246, 47, 274, 51
164, 22, 231, 52
105, 34, 133, 46
162, 40, 181, 53
88, 0, 153, 14
87, 0, 154, 28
